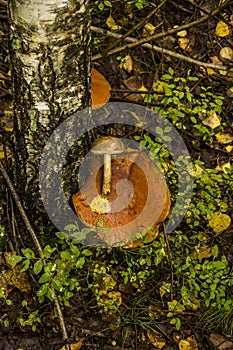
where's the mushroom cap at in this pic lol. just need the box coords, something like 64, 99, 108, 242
72, 150, 170, 247
91, 136, 125, 155
91, 68, 111, 108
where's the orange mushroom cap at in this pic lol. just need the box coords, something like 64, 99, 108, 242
72, 140, 170, 248
91, 68, 111, 107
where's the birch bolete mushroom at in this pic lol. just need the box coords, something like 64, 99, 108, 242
91, 137, 125, 196
72, 138, 170, 248
91, 68, 111, 107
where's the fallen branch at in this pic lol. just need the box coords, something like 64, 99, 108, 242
0, 160, 70, 350
92, 26, 230, 71
92, 0, 232, 66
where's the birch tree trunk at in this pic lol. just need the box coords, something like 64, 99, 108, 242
8, 0, 91, 238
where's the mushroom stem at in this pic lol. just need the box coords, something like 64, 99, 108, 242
102, 153, 111, 195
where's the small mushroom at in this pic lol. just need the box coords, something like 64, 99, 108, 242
91, 137, 125, 196
91, 68, 111, 107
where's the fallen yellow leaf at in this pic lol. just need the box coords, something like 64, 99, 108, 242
179, 340, 191, 350
147, 330, 166, 349
159, 282, 171, 299
226, 145, 233, 153
198, 246, 212, 259
219, 47, 233, 61
106, 15, 121, 30
215, 21, 229, 37
0, 145, 11, 159
209, 213, 231, 233
215, 162, 231, 173
178, 37, 193, 52
202, 112, 221, 129
207, 68, 216, 75
0, 73, 6, 86
60, 339, 84, 350
187, 164, 203, 178
143, 23, 156, 36
122, 55, 133, 73
179, 337, 198, 350
168, 300, 185, 312
215, 132, 233, 144
139, 83, 148, 98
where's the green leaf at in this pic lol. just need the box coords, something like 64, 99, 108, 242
104, 0, 112, 6
20, 259, 30, 272
55, 232, 66, 240
162, 74, 172, 80
76, 257, 85, 269
168, 67, 174, 75
70, 245, 80, 256
33, 260, 43, 275
37, 283, 49, 297
46, 287, 55, 301
64, 224, 78, 231
212, 245, 218, 259
52, 279, 63, 292
155, 126, 163, 135
38, 272, 52, 284
21, 248, 35, 259
60, 251, 71, 260
162, 135, 172, 142
82, 249, 92, 257
43, 245, 56, 259
9, 255, 23, 266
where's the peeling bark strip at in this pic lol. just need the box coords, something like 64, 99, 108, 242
8, 0, 91, 234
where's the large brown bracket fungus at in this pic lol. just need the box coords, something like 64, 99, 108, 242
72, 137, 170, 248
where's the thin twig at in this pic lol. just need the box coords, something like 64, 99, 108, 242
0, 160, 70, 348
92, 0, 232, 61
102, 0, 168, 55
163, 224, 174, 301
91, 26, 230, 71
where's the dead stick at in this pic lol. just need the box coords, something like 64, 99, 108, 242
163, 223, 174, 301
92, 26, 229, 71
0, 160, 70, 349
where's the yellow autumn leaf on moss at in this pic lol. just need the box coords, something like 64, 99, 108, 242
209, 213, 231, 233
215, 132, 233, 144
215, 21, 229, 37
106, 15, 121, 30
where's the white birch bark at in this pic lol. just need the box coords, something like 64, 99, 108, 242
8, 0, 91, 234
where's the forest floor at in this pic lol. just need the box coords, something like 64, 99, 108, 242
0, 0, 233, 349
